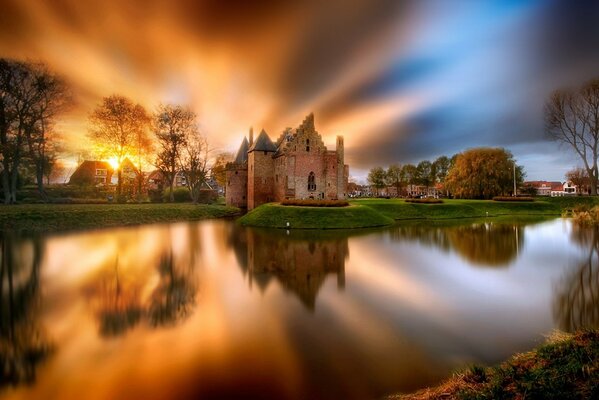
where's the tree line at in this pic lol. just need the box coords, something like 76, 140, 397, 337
88, 96, 211, 203
0, 58, 216, 204
367, 147, 524, 199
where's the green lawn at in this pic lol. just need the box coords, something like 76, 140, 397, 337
238, 203, 394, 229
0, 203, 240, 233
349, 197, 586, 220
238, 197, 599, 229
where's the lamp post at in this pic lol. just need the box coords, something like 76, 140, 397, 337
513, 161, 517, 197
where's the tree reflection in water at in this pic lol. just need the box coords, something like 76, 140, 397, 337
95, 258, 143, 337
553, 224, 599, 332
388, 220, 525, 267
90, 226, 197, 337
0, 233, 53, 388
230, 226, 347, 311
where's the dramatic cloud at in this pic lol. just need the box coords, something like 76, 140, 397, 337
1, 0, 598, 180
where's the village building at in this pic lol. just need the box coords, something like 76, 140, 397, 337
225, 113, 349, 209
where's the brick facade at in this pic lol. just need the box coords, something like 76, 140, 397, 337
225, 113, 349, 210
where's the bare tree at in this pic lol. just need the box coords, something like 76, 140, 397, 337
0, 59, 40, 204
88, 95, 149, 199
24, 64, 69, 201
180, 129, 210, 203
153, 104, 193, 202
546, 79, 599, 195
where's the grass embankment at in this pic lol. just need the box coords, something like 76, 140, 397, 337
238, 203, 394, 229
392, 330, 599, 400
240, 197, 599, 229
0, 203, 240, 232
350, 197, 599, 221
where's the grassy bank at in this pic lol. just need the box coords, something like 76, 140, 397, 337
392, 330, 599, 400
0, 203, 240, 232
239, 197, 599, 229
349, 197, 598, 221
238, 203, 394, 229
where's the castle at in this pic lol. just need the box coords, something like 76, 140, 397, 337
225, 113, 349, 209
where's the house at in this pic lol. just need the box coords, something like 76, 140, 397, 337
225, 113, 349, 210
68, 160, 114, 185
523, 181, 563, 196
551, 181, 577, 197
147, 170, 187, 190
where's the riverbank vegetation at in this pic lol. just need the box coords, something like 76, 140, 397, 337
238, 203, 394, 229
0, 203, 240, 232
392, 330, 599, 400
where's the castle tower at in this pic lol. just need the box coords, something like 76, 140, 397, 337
225, 137, 249, 208
336, 135, 346, 199
247, 129, 276, 210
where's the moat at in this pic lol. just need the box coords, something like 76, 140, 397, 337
1, 218, 597, 399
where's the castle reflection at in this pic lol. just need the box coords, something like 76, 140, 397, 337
230, 226, 348, 310
0, 233, 53, 388
387, 220, 525, 267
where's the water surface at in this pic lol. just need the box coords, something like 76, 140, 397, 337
1, 218, 597, 399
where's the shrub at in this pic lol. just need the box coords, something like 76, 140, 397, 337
492, 196, 534, 202
163, 187, 191, 203
572, 205, 599, 225
196, 189, 218, 204
280, 199, 349, 207
405, 198, 444, 204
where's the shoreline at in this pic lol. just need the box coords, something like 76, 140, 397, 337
0, 203, 241, 233
389, 329, 599, 399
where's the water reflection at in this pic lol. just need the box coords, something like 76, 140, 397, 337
85, 225, 198, 337
231, 227, 347, 311
2, 218, 599, 399
387, 220, 525, 267
0, 233, 52, 388
554, 224, 599, 332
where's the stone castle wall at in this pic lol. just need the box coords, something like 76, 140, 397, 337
225, 163, 248, 208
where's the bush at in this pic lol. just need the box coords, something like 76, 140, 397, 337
196, 189, 218, 204
492, 196, 534, 202
280, 199, 349, 207
405, 198, 444, 204
148, 188, 163, 203
163, 187, 191, 203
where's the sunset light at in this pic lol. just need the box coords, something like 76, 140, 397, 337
107, 157, 120, 170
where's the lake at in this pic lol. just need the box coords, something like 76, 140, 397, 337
0, 217, 597, 399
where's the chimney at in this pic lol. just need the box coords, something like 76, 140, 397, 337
249, 127, 254, 146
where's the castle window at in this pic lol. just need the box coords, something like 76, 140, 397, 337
264, 151, 267, 155
308, 172, 316, 191
306, 139, 310, 152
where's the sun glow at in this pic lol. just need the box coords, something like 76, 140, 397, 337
107, 157, 120, 170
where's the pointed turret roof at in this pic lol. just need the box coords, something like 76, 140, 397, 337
248, 129, 277, 152
234, 137, 249, 163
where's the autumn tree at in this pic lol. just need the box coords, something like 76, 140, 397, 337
88, 95, 149, 199
211, 152, 233, 189
445, 147, 524, 199
385, 164, 404, 197
153, 104, 193, 202
546, 78, 599, 195
367, 166, 386, 196
566, 167, 590, 195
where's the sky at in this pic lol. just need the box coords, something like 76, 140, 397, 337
1, 0, 598, 182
